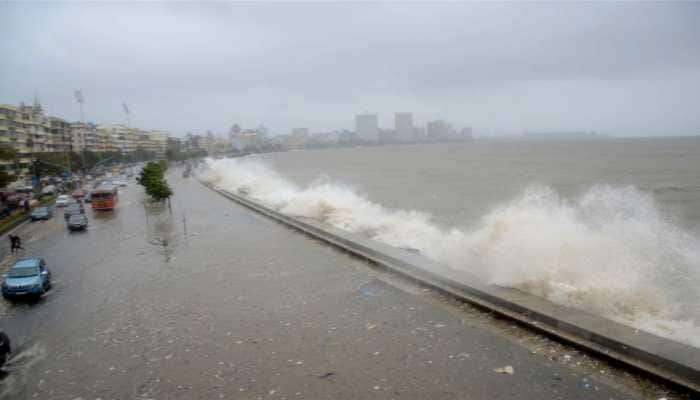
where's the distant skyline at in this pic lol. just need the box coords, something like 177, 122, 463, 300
1, 2, 699, 137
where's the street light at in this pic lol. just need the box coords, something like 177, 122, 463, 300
74, 89, 88, 178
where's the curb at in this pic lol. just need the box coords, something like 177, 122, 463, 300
202, 180, 700, 394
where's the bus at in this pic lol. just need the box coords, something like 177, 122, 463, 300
91, 185, 118, 211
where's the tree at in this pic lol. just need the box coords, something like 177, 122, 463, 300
0, 169, 11, 189
0, 146, 17, 188
137, 161, 173, 203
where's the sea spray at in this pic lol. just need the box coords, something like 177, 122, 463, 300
200, 157, 700, 347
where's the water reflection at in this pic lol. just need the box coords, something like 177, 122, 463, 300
144, 202, 178, 263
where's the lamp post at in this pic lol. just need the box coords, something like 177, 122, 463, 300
74, 90, 88, 179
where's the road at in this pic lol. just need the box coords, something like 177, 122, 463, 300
0, 170, 684, 399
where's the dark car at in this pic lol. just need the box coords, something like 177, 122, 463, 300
64, 203, 85, 221
30, 206, 52, 221
0, 331, 9, 368
0, 207, 11, 220
1, 258, 52, 300
67, 214, 88, 231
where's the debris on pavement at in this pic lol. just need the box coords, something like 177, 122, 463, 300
493, 365, 514, 375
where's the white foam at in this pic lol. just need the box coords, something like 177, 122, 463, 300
200, 157, 700, 348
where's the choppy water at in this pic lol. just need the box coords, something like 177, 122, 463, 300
200, 137, 700, 347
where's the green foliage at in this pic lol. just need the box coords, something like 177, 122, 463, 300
0, 170, 12, 189
0, 146, 17, 160
137, 161, 173, 201
0, 146, 18, 188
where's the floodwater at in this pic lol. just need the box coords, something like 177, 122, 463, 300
0, 170, 684, 399
201, 137, 700, 348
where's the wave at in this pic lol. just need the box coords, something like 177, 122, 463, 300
200, 157, 700, 348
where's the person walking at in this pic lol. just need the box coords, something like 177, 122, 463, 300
14, 235, 23, 251
8, 235, 22, 253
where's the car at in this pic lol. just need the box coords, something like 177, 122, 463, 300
0, 207, 11, 220
30, 206, 52, 221
1, 258, 52, 300
55, 195, 70, 207
72, 189, 86, 199
41, 185, 57, 196
64, 203, 85, 221
67, 214, 88, 231
0, 331, 10, 368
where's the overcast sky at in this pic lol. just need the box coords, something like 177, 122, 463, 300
1, 2, 699, 137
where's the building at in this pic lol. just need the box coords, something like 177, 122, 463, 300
355, 113, 379, 142
48, 117, 71, 153
230, 130, 262, 152
70, 122, 87, 152
395, 112, 414, 142
147, 131, 168, 159
413, 126, 426, 141
308, 131, 340, 147
427, 120, 450, 141
182, 133, 202, 154
0, 103, 33, 178
459, 127, 473, 141
167, 136, 182, 157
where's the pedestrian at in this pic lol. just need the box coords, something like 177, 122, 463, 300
14, 235, 22, 251
8, 235, 15, 253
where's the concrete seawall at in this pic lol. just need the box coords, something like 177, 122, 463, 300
201, 180, 700, 394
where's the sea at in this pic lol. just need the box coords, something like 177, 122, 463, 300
201, 136, 700, 348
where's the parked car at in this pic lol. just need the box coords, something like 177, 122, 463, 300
64, 203, 85, 221
67, 214, 88, 231
30, 206, 52, 221
1, 258, 52, 300
0, 207, 11, 220
41, 185, 57, 196
15, 186, 33, 194
55, 195, 70, 207
0, 331, 10, 368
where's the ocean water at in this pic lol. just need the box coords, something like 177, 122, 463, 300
200, 137, 700, 347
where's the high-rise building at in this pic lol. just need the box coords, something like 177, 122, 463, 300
355, 113, 378, 141
460, 127, 473, 140
395, 112, 413, 142
427, 120, 450, 141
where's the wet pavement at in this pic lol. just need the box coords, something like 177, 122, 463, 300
0, 171, 686, 399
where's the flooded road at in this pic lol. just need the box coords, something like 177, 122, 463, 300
0, 171, 684, 399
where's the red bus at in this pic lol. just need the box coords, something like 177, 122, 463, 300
91, 185, 118, 211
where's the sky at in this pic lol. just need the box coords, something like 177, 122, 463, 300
1, 2, 699, 137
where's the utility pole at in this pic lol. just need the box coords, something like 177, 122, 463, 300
122, 102, 133, 164
74, 90, 86, 180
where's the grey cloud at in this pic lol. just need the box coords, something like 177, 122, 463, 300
1, 2, 699, 136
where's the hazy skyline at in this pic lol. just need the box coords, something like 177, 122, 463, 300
1, 2, 699, 137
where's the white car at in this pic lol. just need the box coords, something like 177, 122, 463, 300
55, 195, 70, 207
